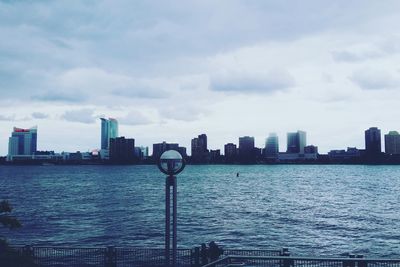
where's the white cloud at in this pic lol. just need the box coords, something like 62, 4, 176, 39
118, 111, 153, 126
61, 108, 97, 124
209, 69, 295, 93
0, 114, 15, 121
332, 50, 382, 62
31, 112, 49, 119
350, 69, 400, 90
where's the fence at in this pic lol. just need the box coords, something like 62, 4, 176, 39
4, 247, 399, 267
202, 255, 400, 267
1, 246, 285, 267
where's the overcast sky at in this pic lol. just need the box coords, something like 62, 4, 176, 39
1, 0, 400, 155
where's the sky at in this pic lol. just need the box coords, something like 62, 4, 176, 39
1, 0, 400, 155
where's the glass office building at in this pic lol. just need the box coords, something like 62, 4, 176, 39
100, 118, 119, 150
8, 126, 38, 159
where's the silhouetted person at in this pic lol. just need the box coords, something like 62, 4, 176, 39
208, 241, 223, 264
200, 243, 208, 265
236, 172, 239, 177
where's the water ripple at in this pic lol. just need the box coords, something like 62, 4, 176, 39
1, 165, 400, 257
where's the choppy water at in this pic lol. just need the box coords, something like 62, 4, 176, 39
1, 165, 400, 257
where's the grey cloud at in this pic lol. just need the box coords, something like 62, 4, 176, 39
210, 70, 295, 93
2, 1, 398, 77
31, 112, 49, 119
322, 73, 334, 83
118, 111, 153, 125
332, 50, 382, 62
160, 105, 206, 122
0, 114, 15, 121
54, 67, 170, 101
112, 86, 168, 99
350, 69, 400, 90
32, 92, 88, 103
61, 109, 96, 124
1, 0, 399, 106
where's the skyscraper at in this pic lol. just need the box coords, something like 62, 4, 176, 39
109, 136, 135, 163
384, 131, 400, 155
100, 118, 119, 150
365, 127, 381, 155
8, 126, 38, 160
287, 131, 306, 154
239, 136, 256, 163
224, 143, 237, 163
265, 133, 279, 158
191, 133, 209, 163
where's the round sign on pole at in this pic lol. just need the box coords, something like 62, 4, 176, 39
158, 150, 186, 176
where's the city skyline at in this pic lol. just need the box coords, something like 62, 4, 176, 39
3, 121, 400, 158
2, 1, 400, 155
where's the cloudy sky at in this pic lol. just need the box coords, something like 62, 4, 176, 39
1, 0, 400, 155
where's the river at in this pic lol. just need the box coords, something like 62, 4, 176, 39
0, 165, 399, 257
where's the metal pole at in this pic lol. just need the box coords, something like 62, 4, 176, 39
172, 176, 177, 267
165, 176, 171, 267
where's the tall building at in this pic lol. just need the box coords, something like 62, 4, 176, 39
239, 136, 256, 163
265, 133, 279, 158
385, 131, 400, 155
100, 118, 119, 150
140, 146, 149, 158
287, 131, 306, 154
191, 133, 209, 163
176, 146, 187, 158
210, 149, 221, 163
365, 127, 381, 155
8, 126, 37, 160
224, 143, 237, 163
110, 137, 135, 163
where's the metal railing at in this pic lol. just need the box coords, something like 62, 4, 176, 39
1, 246, 286, 267
5, 246, 399, 267
2, 246, 192, 267
201, 256, 400, 267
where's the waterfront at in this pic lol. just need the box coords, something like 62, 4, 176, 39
0, 165, 400, 258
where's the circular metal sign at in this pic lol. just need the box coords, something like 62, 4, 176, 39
158, 150, 185, 175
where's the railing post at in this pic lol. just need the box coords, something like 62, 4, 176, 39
281, 248, 292, 267
192, 247, 200, 267
105, 246, 116, 267
344, 254, 356, 267
23, 245, 34, 257
357, 254, 366, 267
279, 248, 292, 267
281, 248, 290, 256
22, 244, 34, 264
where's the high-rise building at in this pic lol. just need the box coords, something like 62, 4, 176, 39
239, 136, 256, 163
140, 146, 149, 158
287, 131, 306, 154
365, 127, 381, 155
110, 137, 135, 163
100, 118, 119, 150
100, 118, 108, 149
224, 143, 237, 163
191, 133, 209, 163
385, 131, 400, 155
8, 126, 37, 160
176, 146, 187, 158
265, 133, 279, 158
210, 149, 221, 163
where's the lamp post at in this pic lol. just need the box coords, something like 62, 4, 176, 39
158, 150, 186, 267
